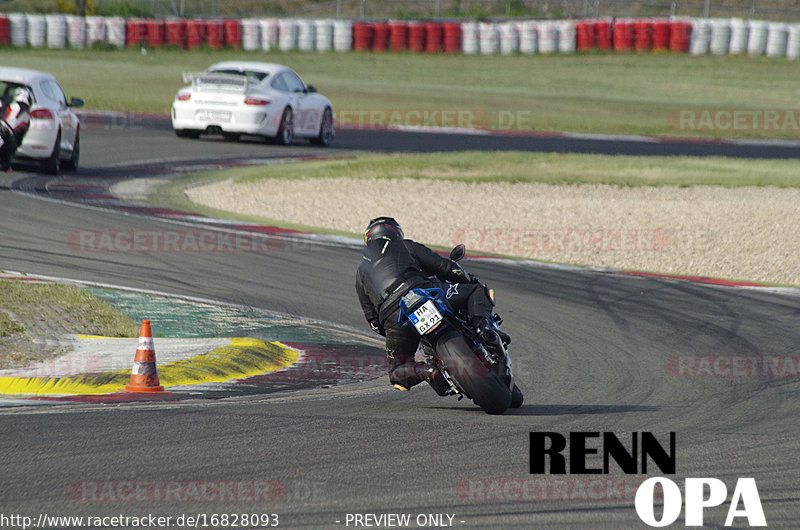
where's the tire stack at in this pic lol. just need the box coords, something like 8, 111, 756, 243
1, 14, 799, 59
0, 15, 10, 46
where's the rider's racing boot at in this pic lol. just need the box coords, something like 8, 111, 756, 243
419, 363, 451, 396
394, 363, 451, 396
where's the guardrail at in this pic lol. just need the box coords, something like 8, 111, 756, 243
1, 14, 798, 59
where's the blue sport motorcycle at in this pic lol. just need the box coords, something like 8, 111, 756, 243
398, 245, 523, 414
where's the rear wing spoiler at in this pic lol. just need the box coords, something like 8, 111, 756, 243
182, 72, 249, 92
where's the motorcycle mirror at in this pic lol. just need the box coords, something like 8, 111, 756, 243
450, 244, 466, 262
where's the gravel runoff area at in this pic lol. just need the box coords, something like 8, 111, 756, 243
186, 178, 800, 287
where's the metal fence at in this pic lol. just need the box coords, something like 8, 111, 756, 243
76, 0, 800, 21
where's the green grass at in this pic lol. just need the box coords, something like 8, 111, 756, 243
0, 279, 138, 367
193, 151, 800, 188
0, 280, 138, 338
3, 48, 800, 138
0, 311, 24, 337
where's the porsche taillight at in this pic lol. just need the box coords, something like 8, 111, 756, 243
30, 109, 54, 119
244, 97, 271, 106
176, 93, 191, 101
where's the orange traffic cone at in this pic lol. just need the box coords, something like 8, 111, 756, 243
124, 320, 166, 392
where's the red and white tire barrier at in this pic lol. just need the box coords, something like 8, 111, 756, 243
0, 13, 798, 59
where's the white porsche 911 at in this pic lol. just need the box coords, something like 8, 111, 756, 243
171, 61, 334, 146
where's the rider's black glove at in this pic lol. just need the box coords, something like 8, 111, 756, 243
448, 263, 470, 282
449, 262, 480, 284
369, 320, 385, 337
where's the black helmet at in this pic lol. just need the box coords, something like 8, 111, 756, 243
363, 217, 403, 245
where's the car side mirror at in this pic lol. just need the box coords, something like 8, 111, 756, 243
450, 244, 466, 262
306, 85, 317, 93
69, 97, 84, 108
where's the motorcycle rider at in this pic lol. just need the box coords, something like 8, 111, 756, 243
355, 217, 510, 394
0, 87, 32, 171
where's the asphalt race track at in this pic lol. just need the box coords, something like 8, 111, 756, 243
75, 114, 800, 161
1, 119, 799, 528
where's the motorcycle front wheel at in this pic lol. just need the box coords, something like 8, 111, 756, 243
436, 331, 512, 415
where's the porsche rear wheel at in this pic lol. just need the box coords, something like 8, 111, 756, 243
42, 130, 61, 175
274, 108, 294, 145
310, 107, 334, 146
63, 130, 79, 171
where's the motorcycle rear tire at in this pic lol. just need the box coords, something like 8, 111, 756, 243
511, 384, 524, 408
436, 331, 511, 415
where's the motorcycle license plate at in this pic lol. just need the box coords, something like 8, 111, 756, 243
409, 300, 442, 335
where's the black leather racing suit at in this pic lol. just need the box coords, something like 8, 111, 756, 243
355, 238, 495, 389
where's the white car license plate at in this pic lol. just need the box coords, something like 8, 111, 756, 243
197, 110, 231, 122
409, 300, 442, 335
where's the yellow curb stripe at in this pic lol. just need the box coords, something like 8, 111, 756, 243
0, 338, 299, 396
